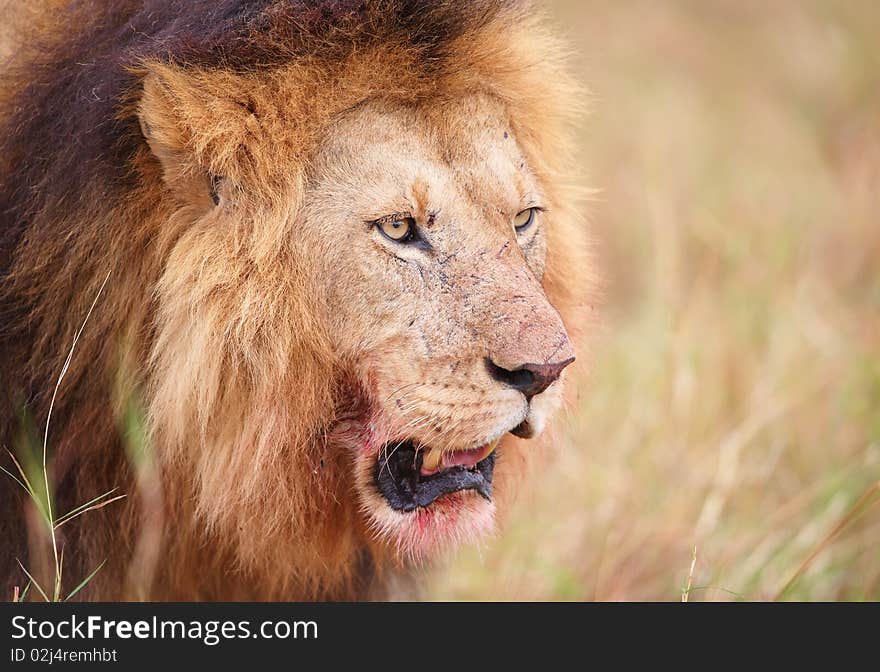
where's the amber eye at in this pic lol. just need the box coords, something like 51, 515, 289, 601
513, 207, 536, 232
379, 217, 415, 243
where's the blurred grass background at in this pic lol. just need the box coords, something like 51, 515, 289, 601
426, 0, 880, 601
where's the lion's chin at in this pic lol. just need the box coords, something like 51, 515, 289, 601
361, 487, 497, 563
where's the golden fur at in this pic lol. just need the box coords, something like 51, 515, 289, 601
0, 1, 592, 600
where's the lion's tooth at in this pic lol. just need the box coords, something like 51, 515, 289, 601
421, 447, 442, 472
477, 441, 498, 462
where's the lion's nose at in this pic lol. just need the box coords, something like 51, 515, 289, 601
486, 356, 575, 399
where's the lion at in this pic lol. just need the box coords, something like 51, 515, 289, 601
0, 0, 592, 601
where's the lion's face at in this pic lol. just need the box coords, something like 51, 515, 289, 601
301, 95, 575, 558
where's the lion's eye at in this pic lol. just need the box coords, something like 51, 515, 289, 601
379, 217, 415, 243
513, 207, 536, 232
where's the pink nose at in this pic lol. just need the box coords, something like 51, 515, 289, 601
486, 356, 575, 399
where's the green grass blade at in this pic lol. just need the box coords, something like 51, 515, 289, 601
15, 560, 49, 602
54, 546, 65, 602
54, 495, 127, 530
4, 448, 37, 499
64, 559, 107, 602
4, 448, 51, 525
686, 585, 747, 601
54, 489, 123, 528
0, 465, 30, 494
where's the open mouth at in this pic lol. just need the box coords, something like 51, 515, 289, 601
374, 439, 499, 513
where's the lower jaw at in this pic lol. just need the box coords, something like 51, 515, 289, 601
367, 488, 499, 562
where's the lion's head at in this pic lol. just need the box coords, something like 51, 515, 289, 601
1, 0, 590, 599
311, 95, 577, 556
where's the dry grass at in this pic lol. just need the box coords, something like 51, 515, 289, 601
425, 0, 880, 601
4, 271, 123, 602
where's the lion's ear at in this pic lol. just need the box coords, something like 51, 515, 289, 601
137, 68, 222, 209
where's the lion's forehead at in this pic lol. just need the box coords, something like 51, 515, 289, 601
311, 97, 538, 227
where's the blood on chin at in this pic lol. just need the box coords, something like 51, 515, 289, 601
364, 489, 497, 562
